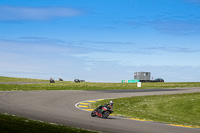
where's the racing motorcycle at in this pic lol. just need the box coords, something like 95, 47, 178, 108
91, 105, 113, 118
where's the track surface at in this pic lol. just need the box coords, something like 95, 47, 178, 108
0, 88, 200, 133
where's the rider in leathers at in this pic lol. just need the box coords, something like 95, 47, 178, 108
96, 101, 113, 114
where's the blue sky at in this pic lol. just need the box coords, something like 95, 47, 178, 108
0, 0, 200, 82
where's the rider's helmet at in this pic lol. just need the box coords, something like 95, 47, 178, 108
109, 100, 114, 106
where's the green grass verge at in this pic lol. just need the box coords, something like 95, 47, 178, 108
0, 76, 48, 82
1, 76, 200, 91
1, 81, 200, 91
91, 93, 200, 127
0, 113, 97, 133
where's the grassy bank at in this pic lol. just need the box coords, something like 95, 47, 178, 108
1, 82, 200, 91
0, 113, 97, 133
1, 76, 200, 91
1, 81, 200, 91
0, 76, 48, 82
91, 93, 200, 128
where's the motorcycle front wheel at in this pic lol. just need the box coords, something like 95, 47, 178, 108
102, 111, 110, 118
91, 111, 96, 117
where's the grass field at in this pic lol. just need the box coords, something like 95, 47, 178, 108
91, 93, 200, 128
0, 113, 97, 133
0, 76, 48, 82
1, 76, 200, 91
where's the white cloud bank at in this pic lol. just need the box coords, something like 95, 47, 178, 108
0, 5, 82, 21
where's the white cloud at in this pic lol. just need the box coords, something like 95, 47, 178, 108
85, 67, 92, 71
0, 5, 83, 21
184, 0, 200, 4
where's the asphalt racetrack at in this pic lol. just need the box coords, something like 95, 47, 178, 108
0, 88, 200, 133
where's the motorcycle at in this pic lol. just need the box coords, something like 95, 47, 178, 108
91, 105, 113, 118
